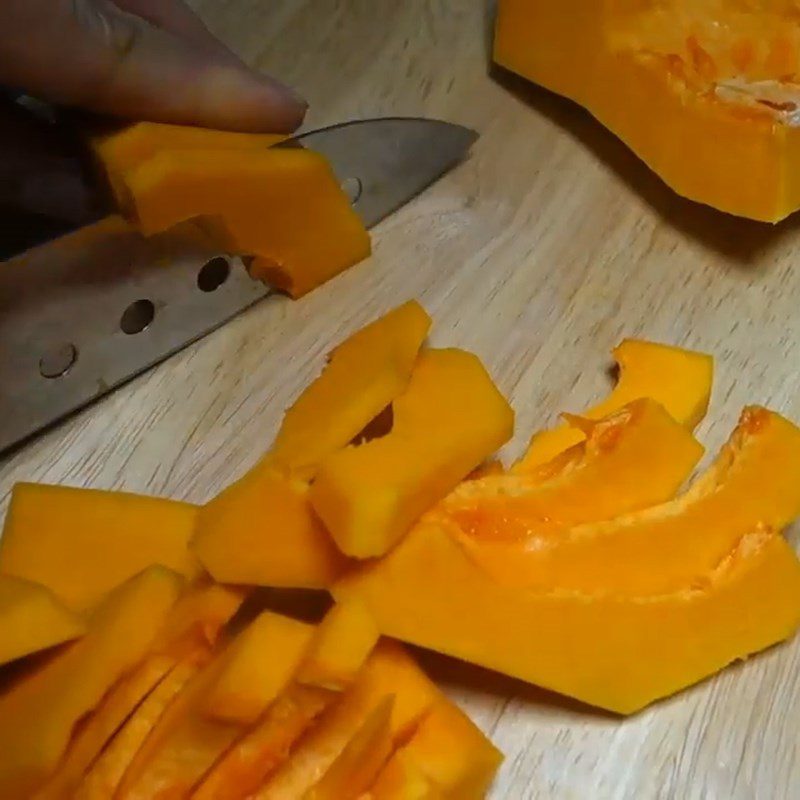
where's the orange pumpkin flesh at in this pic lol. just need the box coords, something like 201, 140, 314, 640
514, 339, 713, 471
494, 0, 800, 221
0, 484, 199, 611
0, 575, 85, 667
0, 566, 183, 798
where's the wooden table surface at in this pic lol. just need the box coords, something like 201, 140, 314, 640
3, 1, 800, 797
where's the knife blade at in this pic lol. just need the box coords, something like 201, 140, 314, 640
0, 117, 477, 453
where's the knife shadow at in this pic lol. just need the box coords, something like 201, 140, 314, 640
489, 65, 800, 267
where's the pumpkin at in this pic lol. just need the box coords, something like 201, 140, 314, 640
0, 575, 85, 667
88, 121, 285, 209
366, 750, 442, 799
120, 147, 371, 298
335, 523, 800, 714
0, 483, 199, 611
0, 566, 183, 798
494, 0, 800, 221
192, 301, 431, 588
297, 602, 381, 691
465, 406, 800, 592
514, 338, 712, 471
204, 612, 314, 726
310, 348, 515, 558
448, 398, 703, 548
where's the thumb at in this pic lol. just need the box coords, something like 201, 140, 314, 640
0, 0, 306, 132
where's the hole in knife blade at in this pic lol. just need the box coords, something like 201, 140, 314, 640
120, 299, 155, 335
341, 177, 362, 204
197, 257, 231, 292
39, 343, 77, 379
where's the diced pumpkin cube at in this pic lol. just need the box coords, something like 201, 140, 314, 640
0, 566, 183, 797
297, 601, 380, 690
0, 575, 85, 666
310, 349, 514, 558
0, 483, 199, 610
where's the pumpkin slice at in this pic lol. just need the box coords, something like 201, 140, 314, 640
0, 566, 183, 797
311, 348, 514, 558
514, 339, 713, 471
445, 398, 703, 546
0, 483, 199, 610
191, 684, 336, 800
494, 0, 800, 222
468, 406, 800, 592
204, 611, 314, 725
335, 522, 800, 714
77, 651, 207, 800
306, 695, 395, 800
396, 699, 503, 799
193, 468, 348, 589
297, 601, 380, 691
89, 121, 285, 208
123, 147, 371, 298
366, 751, 442, 799
0, 575, 85, 666
254, 642, 438, 799
269, 300, 432, 479
192, 301, 431, 588
34, 654, 175, 800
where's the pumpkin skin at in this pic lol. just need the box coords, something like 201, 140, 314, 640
494, 0, 800, 222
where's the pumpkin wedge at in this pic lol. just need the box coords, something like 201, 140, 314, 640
89, 121, 285, 208
514, 339, 712, 471
0, 575, 85, 667
0, 566, 183, 798
494, 0, 800, 221
311, 348, 514, 558
366, 750, 442, 800
0, 483, 199, 610
335, 524, 800, 714
466, 407, 800, 592
123, 147, 371, 298
447, 398, 703, 546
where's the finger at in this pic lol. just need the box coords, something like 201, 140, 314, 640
110, 0, 233, 56
0, 0, 306, 132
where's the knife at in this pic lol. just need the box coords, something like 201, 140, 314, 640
0, 117, 477, 453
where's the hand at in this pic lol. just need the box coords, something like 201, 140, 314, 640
0, 0, 307, 132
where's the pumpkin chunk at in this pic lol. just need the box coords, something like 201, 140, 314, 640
297, 601, 380, 691
254, 642, 439, 799
0, 483, 199, 610
335, 523, 800, 714
0, 566, 183, 797
204, 611, 314, 725
0, 575, 85, 666
494, 0, 800, 221
89, 121, 285, 208
446, 398, 703, 546
311, 349, 514, 558
306, 695, 395, 800
123, 147, 371, 298
469, 407, 800, 592
192, 467, 348, 589
366, 750, 442, 799
269, 300, 432, 479
191, 684, 336, 800
514, 339, 713, 471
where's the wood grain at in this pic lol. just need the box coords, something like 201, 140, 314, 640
3, 1, 800, 796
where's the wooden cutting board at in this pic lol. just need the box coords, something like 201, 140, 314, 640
2, 1, 799, 797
